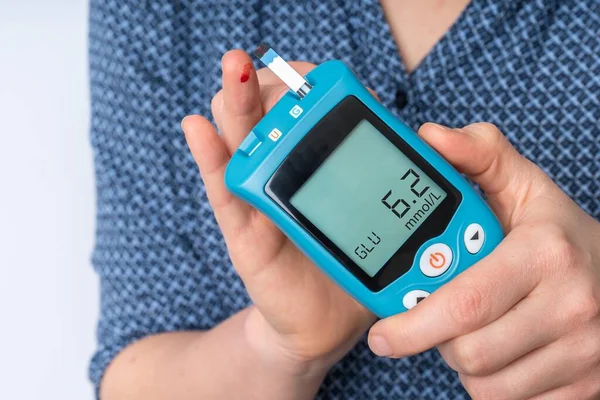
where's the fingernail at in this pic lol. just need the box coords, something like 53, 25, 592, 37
240, 63, 253, 83
180, 115, 189, 131
368, 335, 393, 357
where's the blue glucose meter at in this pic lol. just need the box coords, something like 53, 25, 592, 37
225, 45, 504, 318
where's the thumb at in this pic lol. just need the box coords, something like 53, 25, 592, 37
418, 122, 550, 230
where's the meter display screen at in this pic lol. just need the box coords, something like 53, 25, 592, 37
290, 120, 447, 277
266, 96, 461, 291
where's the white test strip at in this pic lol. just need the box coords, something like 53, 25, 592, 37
254, 43, 312, 99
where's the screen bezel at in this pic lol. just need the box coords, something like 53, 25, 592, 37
265, 96, 462, 292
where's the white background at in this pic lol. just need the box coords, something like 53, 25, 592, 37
0, 1, 98, 398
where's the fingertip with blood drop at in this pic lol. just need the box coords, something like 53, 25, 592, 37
240, 63, 253, 83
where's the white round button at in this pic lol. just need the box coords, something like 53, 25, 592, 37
403, 290, 431, 310
464, 223, 485, 254
420, 243, 453, 277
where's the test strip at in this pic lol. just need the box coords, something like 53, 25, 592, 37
254, 43, 312, 99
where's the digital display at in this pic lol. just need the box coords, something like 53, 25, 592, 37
290, 120, 448, 277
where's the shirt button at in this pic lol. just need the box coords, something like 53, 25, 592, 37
395, 89, 409, 109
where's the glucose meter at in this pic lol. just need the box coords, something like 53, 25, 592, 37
224, 44, 504, 318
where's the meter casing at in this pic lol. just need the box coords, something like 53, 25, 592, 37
225, 60, 503, 318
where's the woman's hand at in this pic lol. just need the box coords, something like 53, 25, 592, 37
182, 50, 375, 381
368, 123, 600, 400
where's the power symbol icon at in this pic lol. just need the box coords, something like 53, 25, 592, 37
429, 252, 446, 269
420, 243, 452, 277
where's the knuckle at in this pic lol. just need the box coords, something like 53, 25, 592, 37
578, 289, 600, 324
448, 284, 491, 329
561, 287, 599, 327
466, 122, 502, 136
465, 122, 504, 146
539, 224, 581, 268
452, 338, 489, 376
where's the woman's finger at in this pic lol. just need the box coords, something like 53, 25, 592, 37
220, 50, 263, 154
210, 90, 224, 133
529, 368, 600, 400
368, 229, 542, 358
438, 293, 559, 376
418, 122, 553, 230
459, 327, 599, 400
181, 115, 252, 239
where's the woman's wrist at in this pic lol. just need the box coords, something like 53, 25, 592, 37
243, 306, 332, 389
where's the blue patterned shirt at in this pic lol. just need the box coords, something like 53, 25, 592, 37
88, 0, 600, 398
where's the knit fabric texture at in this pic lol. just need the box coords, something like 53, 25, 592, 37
88, 0, 600, 398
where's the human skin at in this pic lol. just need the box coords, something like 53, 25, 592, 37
102, 50, 600, 400
368, 122, 600, 399
100, 52, 374, 400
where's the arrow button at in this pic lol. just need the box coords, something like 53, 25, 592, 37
403, 290, 431, 310
464, 223, 485, 254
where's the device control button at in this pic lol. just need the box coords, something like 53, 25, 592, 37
238, 131, 262, 156
420, 243, 453, 277
268, 128, 283, 142
403, 290, 431, 310
289, 105, 303, 118
464, 223, 485, 254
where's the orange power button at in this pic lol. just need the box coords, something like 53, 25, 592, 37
429, 252, 447, 269
420, 243, 453, 278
